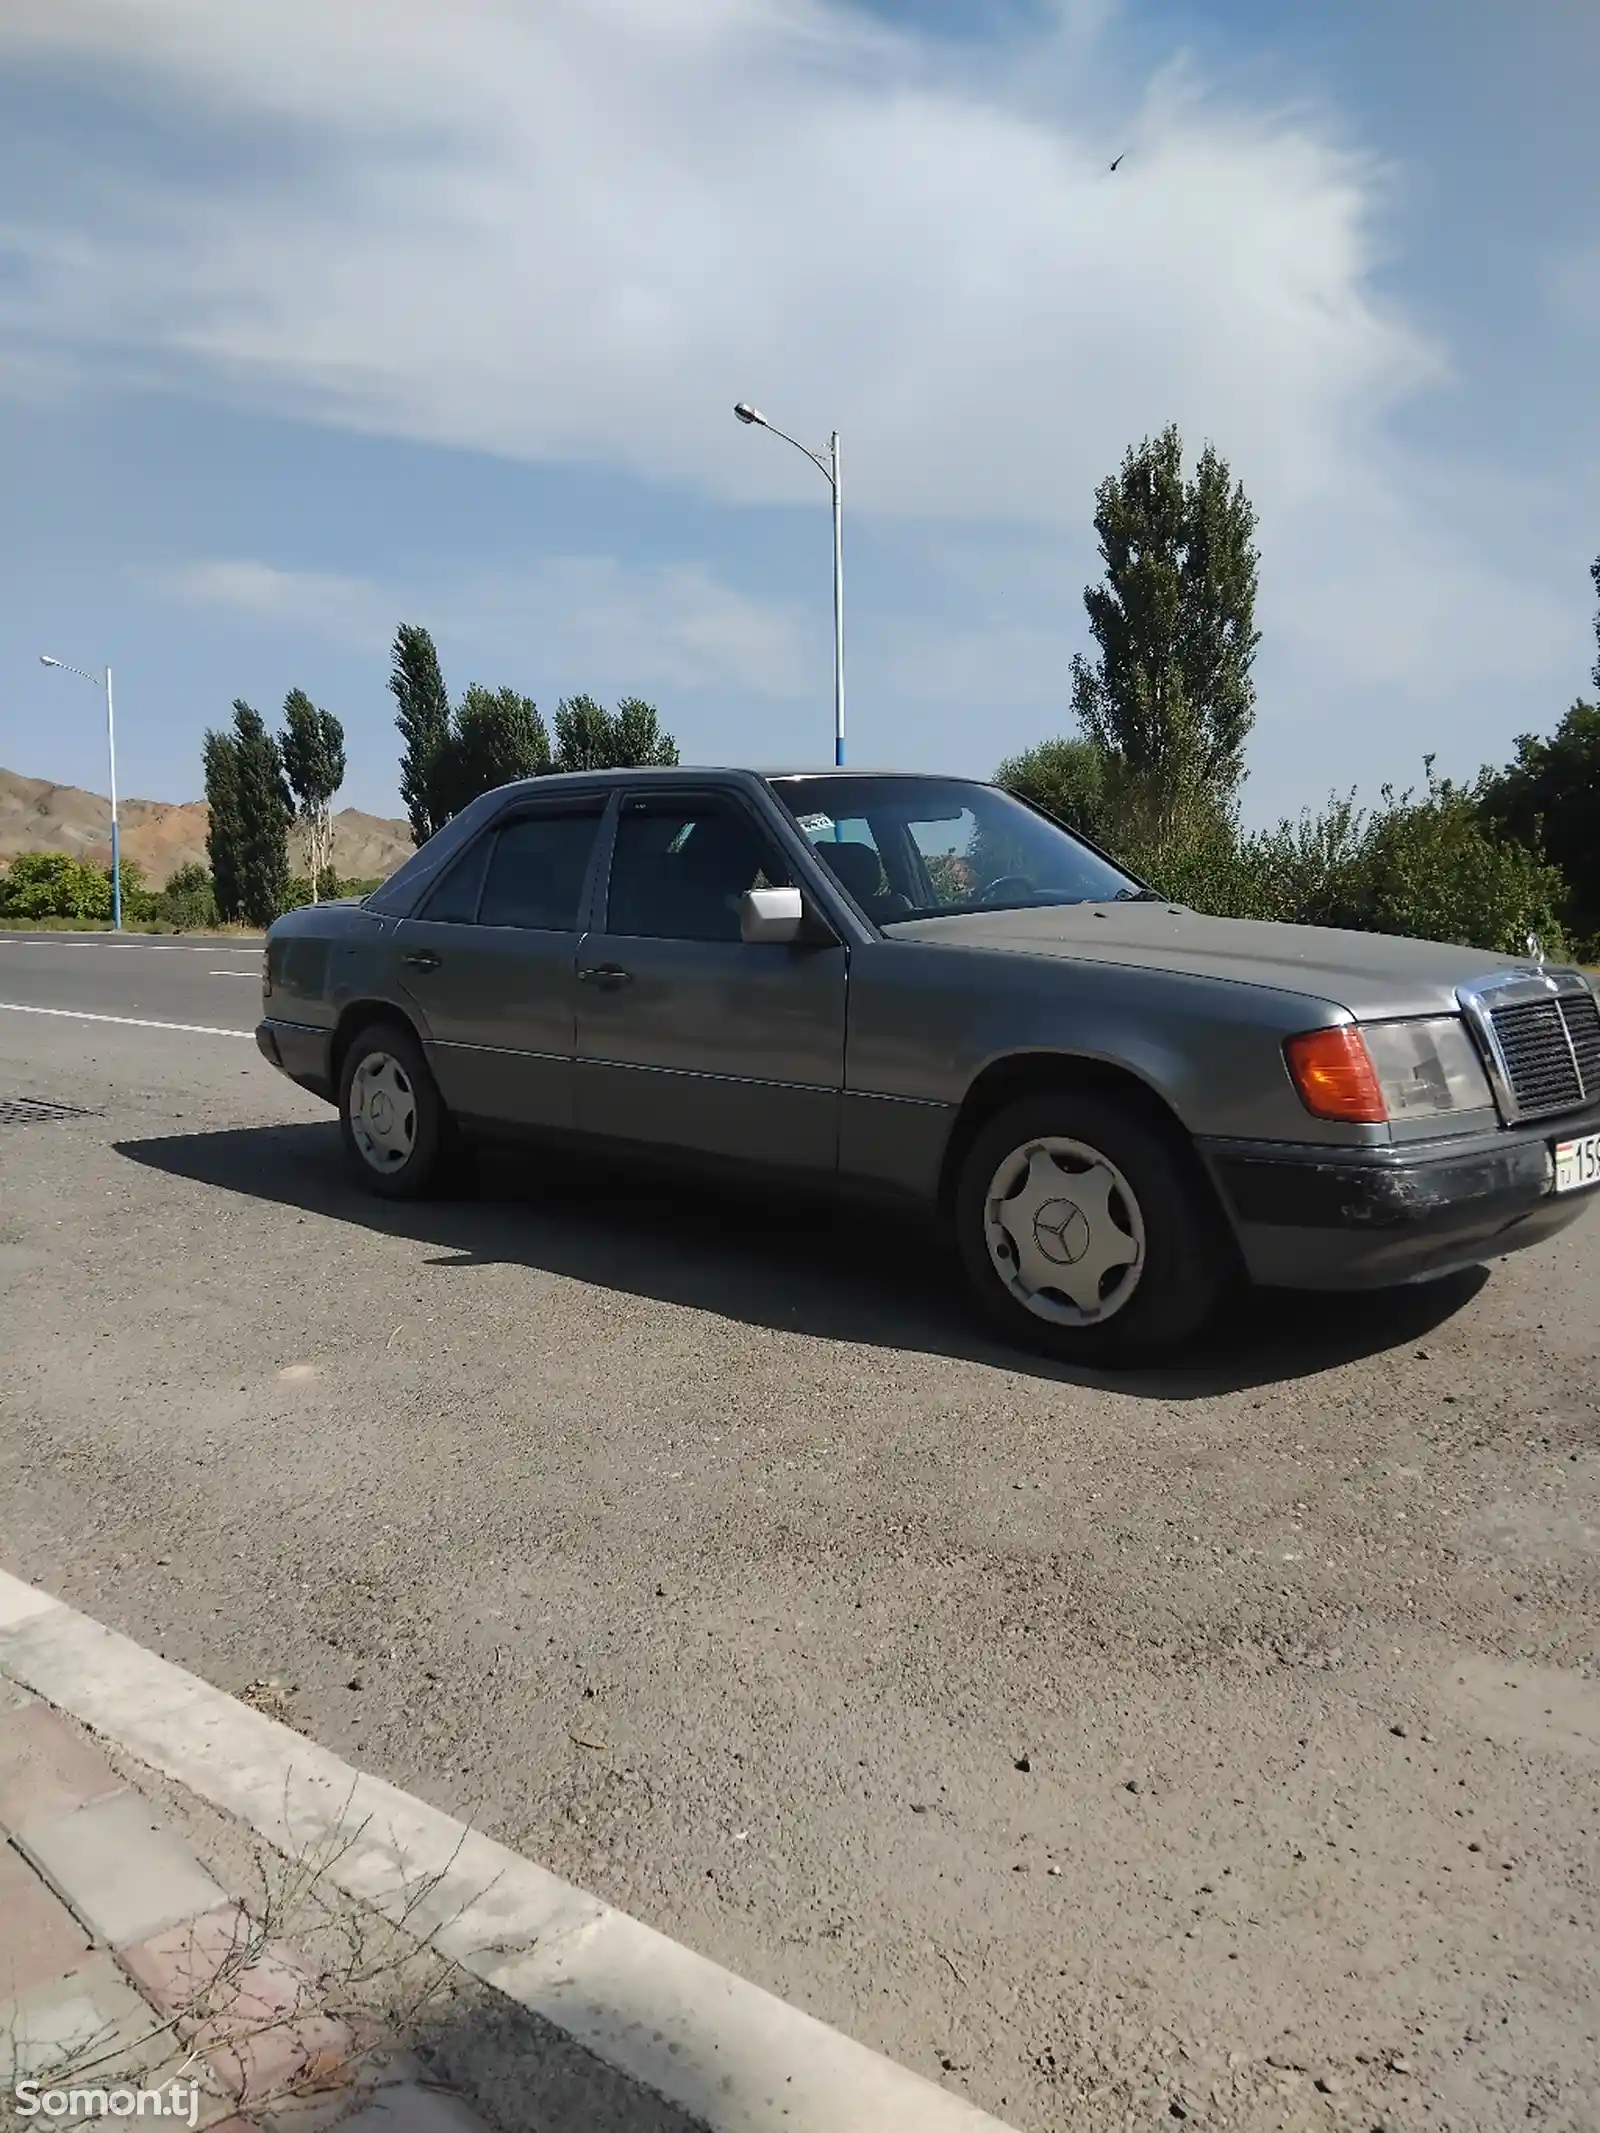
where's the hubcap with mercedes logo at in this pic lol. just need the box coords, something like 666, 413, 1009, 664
349, 1050, 418, 1173
1031, 1197, 1092, 1266
983, 1135, 1146, 1326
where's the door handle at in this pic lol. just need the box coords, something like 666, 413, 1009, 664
578, 963, 633, 989
401, 950, 442, 972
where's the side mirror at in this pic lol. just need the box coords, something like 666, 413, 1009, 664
740, 886, 805, 945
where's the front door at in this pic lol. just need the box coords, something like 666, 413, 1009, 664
393, 799, 607, 1131
574, 791, 847, 1170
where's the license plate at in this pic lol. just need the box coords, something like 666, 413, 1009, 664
1554, 1132, 1600, 1193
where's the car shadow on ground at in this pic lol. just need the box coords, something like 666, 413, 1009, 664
116, 1120, 1487, 1401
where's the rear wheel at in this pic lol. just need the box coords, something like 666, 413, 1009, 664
954, 1089, 1229, 1364
337, 1021, 449, 1200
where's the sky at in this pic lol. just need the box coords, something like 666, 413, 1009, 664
0, 0, 1595, 826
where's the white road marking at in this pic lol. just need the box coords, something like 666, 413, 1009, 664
0, 1002, 253, 1038
0, 935, 262, 954
0, 1567, 1010, 2133
209, 969, 259, 978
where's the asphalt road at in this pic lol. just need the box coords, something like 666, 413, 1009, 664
2, 931, 1598, 2133
0, 928, 265, 1030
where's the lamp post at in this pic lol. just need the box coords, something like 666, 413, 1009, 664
40, 655, 121, 930
734, 402, 845, 767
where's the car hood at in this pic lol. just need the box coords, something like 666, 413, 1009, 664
882, 902, 1535, 1019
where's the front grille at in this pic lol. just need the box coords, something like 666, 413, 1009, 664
1490, 991, 1600, 1118
1568, 990, 1600, 1086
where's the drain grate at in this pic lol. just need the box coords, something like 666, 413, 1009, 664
0, 1096, 98, 1125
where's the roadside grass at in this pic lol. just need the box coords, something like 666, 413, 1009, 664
0, 916, 262, 937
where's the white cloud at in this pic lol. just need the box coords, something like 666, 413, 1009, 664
147, 554, 813, 702
147, 561, 396, 651
2, 0, 1592, 806
0, 0, 1430, 533
448, 559, 815, 699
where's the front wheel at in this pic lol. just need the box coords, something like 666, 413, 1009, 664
337, 1021, 449, 1200
954, 1089, 1230, 1364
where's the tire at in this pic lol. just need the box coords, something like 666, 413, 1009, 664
337, 1020, 451, 1201
954, 1088, 1230, 1365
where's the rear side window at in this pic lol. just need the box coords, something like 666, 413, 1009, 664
419, 836, 492, 925
477, 810, 604, 930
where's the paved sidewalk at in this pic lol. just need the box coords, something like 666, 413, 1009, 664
0, 1672, 490, 2131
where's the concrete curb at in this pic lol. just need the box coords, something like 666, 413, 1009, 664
0, 1570, 1016, 2133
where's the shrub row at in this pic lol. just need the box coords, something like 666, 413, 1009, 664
999, 752, 1575, 960
0, 854, 381, 930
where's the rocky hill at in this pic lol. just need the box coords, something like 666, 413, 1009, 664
0, 767, 412, 886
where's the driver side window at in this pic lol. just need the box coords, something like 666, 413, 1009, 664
606, 797, 792, 943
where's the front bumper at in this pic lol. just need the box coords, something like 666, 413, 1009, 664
1204, 1111, 1600, 1290
256, 1018, 335, 1104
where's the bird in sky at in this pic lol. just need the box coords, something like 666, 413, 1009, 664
1109, 153, 1125, 171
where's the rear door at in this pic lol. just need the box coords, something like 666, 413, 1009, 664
391, 797, 608, 1132
573, 788, 847, 1169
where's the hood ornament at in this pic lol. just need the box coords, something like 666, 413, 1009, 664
1526, 931, 1545, 970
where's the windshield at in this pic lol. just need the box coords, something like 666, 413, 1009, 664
766, 775, 1141, 922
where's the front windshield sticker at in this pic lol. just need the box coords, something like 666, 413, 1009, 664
795, 813, 834, 835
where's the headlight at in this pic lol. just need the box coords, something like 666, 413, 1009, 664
1286, 1016, 1492, 1124
1364, 1016, 1492, 1118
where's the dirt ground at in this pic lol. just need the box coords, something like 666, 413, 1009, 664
2, 941, 1598, 2130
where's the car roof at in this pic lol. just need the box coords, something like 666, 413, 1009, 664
488, 764, 990, 797
761, 768, 982, 782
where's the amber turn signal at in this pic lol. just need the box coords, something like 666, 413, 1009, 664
1284, 1025, 1388, 1124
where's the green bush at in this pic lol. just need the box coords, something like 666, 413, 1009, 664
1119, 813, 1270, 920
280, 867, 350, 912
1002, 740, 1572, 956
0, 852, 243, 930
148, 862, 219, 930
1119, 763, 1569, 955
0, 852, 114, 920
995, 736, 1108, 839
1337, 771, 1567, 954
1478, 700, 1600, 954
0, 852, 168, 924
115, 860, 157, 925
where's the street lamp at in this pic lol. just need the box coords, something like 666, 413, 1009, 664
734, 401, 845, 767
39, 654, 122, 931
